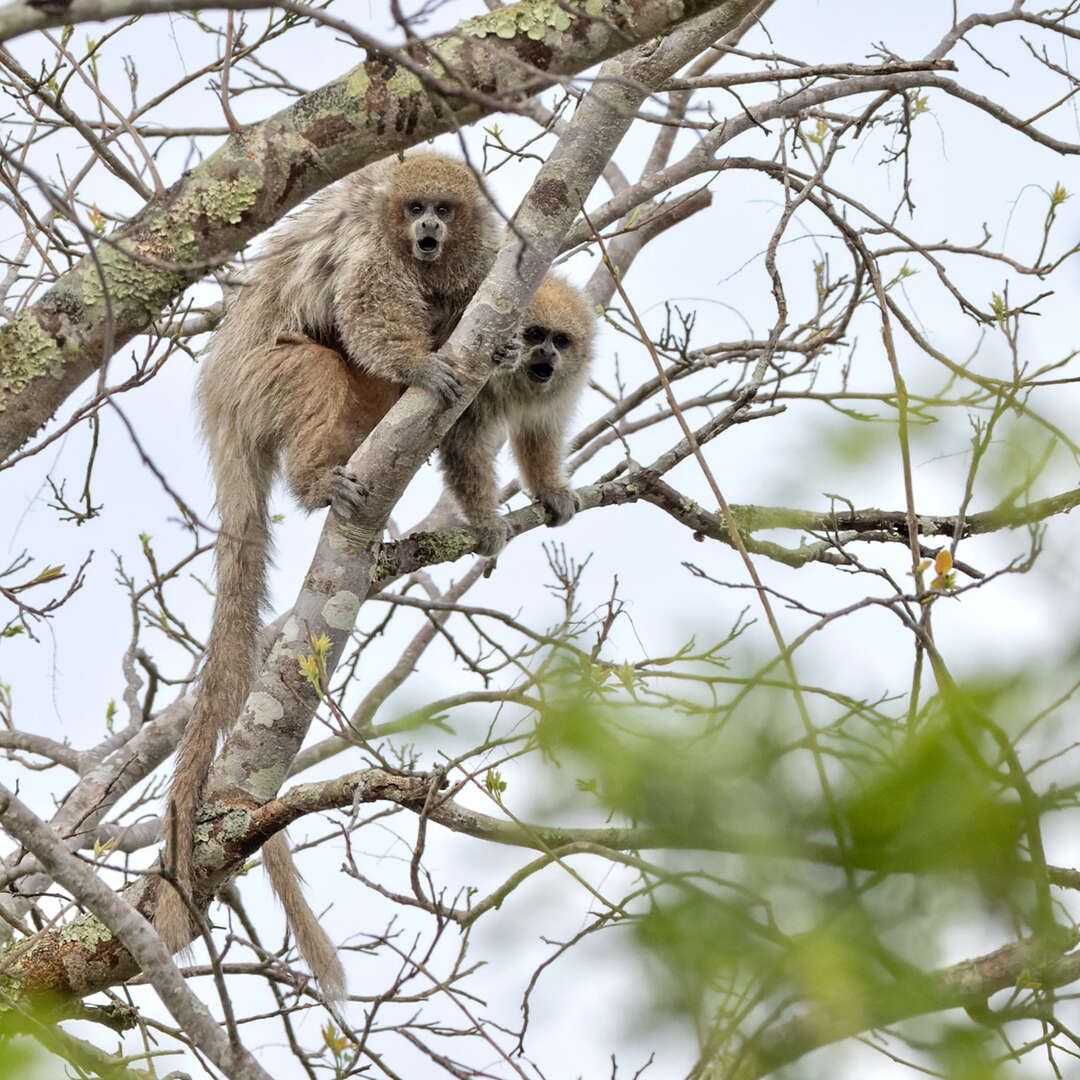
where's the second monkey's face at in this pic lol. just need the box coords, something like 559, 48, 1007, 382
402, 196, 459, 262
521, 323, 574, 387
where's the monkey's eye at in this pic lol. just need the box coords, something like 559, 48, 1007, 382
436, 204, 454, 219
523, 326, 546, 345
406, 201, 424, 216
552, 333, 571, 350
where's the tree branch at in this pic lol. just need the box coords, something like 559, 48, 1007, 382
0, 783, 274, 1080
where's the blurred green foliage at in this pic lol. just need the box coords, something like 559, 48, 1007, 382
0, 1037, 47, 1079
537, 674, 1050, 1074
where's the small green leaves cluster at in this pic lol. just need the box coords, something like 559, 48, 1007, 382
484, 768, 507, 800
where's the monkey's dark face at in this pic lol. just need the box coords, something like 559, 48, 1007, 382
403, 197, 458, 262
522, 325, 572, 386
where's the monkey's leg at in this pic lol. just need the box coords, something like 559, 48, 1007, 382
511, 418, 579, 526
269, 340, 402, 510
441, 407, 510, 556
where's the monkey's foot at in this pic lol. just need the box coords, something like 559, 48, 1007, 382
330, 466, 371, 519
413, 353, 461, 406
492, 334, 522, 371
473, 518, 511, 558
538, 488, 580, 527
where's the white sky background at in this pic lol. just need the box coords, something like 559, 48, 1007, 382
3, 0, 1080, 1076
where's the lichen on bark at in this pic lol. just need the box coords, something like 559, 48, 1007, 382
0, 313, 66, 403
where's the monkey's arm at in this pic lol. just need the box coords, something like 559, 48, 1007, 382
440, 403, 510, 556
335, 271, 459, 403
510, 414, 578, 526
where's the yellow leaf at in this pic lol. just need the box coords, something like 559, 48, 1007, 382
934, 550, 953, 575
322, 1021, 351, 1054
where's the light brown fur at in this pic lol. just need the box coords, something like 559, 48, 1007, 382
157, 153, 499, 998
441, 275, 595, 554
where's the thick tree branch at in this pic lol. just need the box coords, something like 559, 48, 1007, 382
371, 474, 1080, 584
0, 783, 274, 1080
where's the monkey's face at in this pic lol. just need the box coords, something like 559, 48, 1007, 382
403, 197, 459, 262
522, 324, 572, 387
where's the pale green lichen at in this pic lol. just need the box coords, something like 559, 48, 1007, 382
249, 692, 284, 728
387, 67, 423, 97
59, 913, 113, 948
372, 528, 468, 584
418, 530, 470, 563
201, 176, 259, 225
0, 313, 67, 402
219, 809, 251, 841
192, 815, 230, 868
435, 37, 465, 68
345, 65, 371, 98
201, 839, 229, 869
372, 546, 399, 583
460, 0, 576, 40
322, 590, 361, 630
146, 175, 260, 262
82, 244, 186, 317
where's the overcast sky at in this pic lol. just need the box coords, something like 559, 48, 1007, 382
3, 0, 1080, 1076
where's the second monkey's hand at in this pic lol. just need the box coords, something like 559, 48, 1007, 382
491, 333, 523, 371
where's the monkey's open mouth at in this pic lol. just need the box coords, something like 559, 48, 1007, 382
417, 237, 439, 254
528, 362, 555, 383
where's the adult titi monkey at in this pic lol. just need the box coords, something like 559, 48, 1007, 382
157, 154, 499, 996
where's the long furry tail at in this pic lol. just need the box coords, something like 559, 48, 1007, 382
155, 454, 270, 953
263, 832, 347, 999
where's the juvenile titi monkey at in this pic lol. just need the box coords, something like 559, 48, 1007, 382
441, 274, 596, 553
157, 153, 501, 995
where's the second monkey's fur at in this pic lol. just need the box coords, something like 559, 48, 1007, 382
156, 153, 499, 995
441, 274, 596, 551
